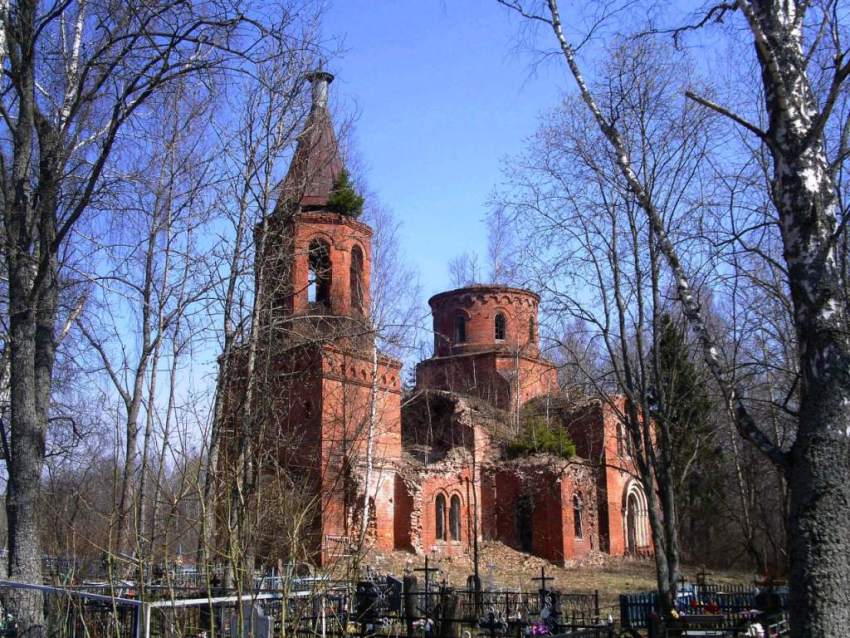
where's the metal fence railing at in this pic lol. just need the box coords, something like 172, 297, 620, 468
0, 573, 611, 638
620, 582, 790, 634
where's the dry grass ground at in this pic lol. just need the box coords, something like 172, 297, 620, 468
364, 542, 754, 615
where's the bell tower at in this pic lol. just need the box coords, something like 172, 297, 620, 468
256, 71, 373, 344
245, 71, 402, 565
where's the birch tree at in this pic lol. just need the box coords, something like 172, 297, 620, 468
200, 44, 321, 590
498, 1, 850, 635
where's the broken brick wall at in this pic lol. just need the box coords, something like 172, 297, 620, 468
485, 458, 599, 565
398, 451, 477, 558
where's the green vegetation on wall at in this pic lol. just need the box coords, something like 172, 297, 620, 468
506, 415, 576, 459
327, 169, 364, 217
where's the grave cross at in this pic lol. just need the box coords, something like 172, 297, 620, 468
414, 557, 440, 593
531, 567, 554, 594
414, 557, 441, 630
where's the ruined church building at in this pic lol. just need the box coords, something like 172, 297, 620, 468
218, 72, 652, 567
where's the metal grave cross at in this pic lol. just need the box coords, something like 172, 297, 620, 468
532, 567, 555, 594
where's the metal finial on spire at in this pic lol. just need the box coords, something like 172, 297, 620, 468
305, 69, 334, 110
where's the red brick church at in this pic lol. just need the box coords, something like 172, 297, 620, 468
218, 72, 652, 568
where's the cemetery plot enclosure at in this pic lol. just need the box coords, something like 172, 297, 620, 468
0, 568, 609, 638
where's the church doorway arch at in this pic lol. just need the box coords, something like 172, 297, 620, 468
623, 480, 648, 554
626, 493, 639, 552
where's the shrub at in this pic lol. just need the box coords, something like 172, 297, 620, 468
327, 169, 364, 217
506, 416, 576, 459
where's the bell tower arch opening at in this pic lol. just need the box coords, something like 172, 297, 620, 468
308, 239, 332, 307
449, 494, 462, 541
573, 494, 583, 539
454, 314, 467, 344
435, 493, 447, 541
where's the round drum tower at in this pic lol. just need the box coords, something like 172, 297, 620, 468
429, 285, 540, 357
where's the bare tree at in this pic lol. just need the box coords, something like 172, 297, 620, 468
362, 197, 423, 360
0, 1, 321, 632
498, 38, 717, 606
447, 206, 521, 289
498, 1, 850, 634
75, 82, 215, 565
448, 251, 483, 287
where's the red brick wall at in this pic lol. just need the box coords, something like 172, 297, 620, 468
417, 470, 474, 557
563, 399, 652, 557
479, 470, 498, 540
416, 352, 511, 408
257, 212, 373, 318
428, 286, 540, 357
394, 478, 414, 551
219, 341, 403, 565
492, 469, 522, 548
494, 354, 559, 407
558, 464, 599, 560
484, 460, 599, 565
597, 403, 654, 556
316, 346, 402, 562
531, 479, 565, 563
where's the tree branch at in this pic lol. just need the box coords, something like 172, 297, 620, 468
685, 90, 770, 142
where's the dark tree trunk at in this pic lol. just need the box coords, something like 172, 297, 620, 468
4, 27, 60, 629
7, 305, 47, 638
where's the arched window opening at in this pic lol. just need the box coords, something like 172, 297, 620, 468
449, 495, 461, 541
495, 312, 507, 340
573, 495, 583, 539
350, 245, 364, 313
454, 314, 467, 344
435, 494, 446, 541
308, 239, 332, 306
529, 317, 535, 343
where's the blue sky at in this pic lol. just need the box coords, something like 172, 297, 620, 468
321, 1, 566, 299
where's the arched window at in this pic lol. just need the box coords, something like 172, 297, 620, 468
449, 495, 461, 541
528, 317, 535, 342
435, 494, 446, 541
308, 239, 331, 306
454, 314, 467, 343
495, 312, 507, 340
350, 245, 364, 313
573, 494, 583, 539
